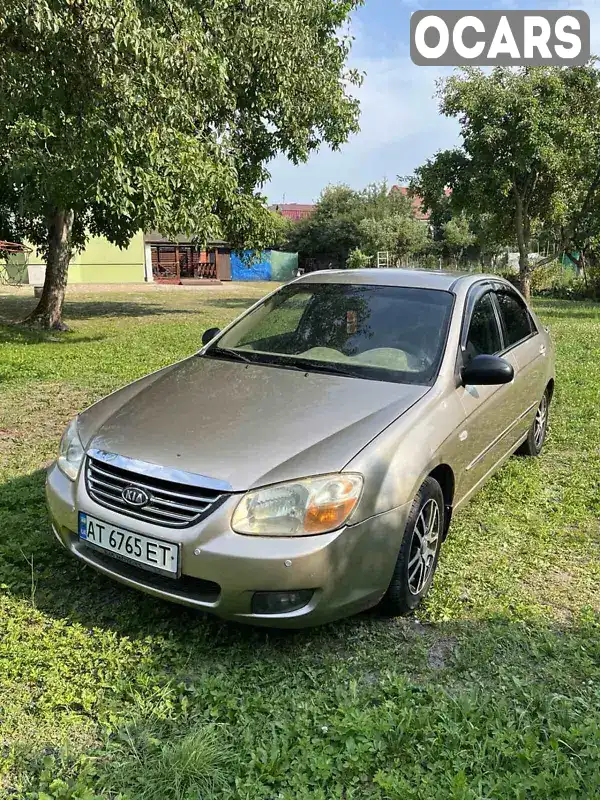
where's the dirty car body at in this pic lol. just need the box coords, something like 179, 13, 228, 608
47, 269, 555, 627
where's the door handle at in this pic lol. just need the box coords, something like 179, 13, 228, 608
539, 344, 546, 356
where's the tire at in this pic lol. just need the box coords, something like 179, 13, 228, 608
516, 389, 550, 457
380, 477, 445, 616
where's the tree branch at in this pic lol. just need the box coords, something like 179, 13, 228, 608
159, 0, 180, 34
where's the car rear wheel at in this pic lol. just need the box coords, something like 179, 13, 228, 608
517, 389, 550, 457
380, 477, 444, 616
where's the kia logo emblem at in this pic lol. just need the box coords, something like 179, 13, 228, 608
122, 486, 150, 507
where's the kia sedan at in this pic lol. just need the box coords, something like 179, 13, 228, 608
47, 270, 555, 626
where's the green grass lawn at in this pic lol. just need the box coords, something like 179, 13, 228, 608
1, 285, 600, 799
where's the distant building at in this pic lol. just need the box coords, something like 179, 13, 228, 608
270, 189, 449, 223
21, 231, 297, 286
145, 233, 297, 283
270, 203, 315, 221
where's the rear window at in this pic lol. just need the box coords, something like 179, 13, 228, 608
495, 291, 534, 347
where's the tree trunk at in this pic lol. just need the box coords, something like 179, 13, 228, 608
24, 209, 74, 330
514, 194, 531, 300
518, 250, 531, 301
579, 251, 588, 289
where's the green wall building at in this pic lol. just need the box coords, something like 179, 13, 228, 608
21, 233, 297, 285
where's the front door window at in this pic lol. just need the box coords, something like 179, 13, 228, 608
464, 293, 502, 362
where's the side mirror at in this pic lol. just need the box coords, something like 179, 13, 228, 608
202, 327, 221, 346
461, 354, 514, 386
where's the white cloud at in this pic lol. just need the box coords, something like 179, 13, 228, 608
263, 42, 459, 203
350, 52, 454, 152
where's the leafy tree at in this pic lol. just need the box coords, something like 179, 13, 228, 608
287, 181, 421, 267
0, 0, 360, 328
413, 190, 483, 268
442, 215, 475, 269
267, 212, 295, 251
359, 215, 429, 261
411, 65, 600, 299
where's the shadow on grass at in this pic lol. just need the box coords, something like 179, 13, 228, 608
0, 469, 413, 660
0, 323, 108, 346
4, 470, 600, 800
0, 297, 200, 328
1, 469, 323, 651
1, 468, 598, 658
0, 292, 267, 325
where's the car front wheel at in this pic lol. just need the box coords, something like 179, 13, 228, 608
380, 476, 444, 616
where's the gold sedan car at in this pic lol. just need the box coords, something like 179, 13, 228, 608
46, 270, 554, 626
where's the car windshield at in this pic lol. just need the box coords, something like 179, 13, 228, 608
204, 282, 454, 385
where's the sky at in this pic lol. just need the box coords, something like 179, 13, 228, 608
263, 0, 600, 205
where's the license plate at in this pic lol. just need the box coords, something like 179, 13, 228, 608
78, 512, 179, 577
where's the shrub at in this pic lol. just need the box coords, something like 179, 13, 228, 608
587, 263, 600, 300
346, 248, 371, 269
530, 260, 564, 292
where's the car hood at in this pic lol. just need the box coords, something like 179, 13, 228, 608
80, 356, 429, 491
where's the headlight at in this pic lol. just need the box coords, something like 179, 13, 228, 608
57, 417, 85, 481
232, 474, 363, 536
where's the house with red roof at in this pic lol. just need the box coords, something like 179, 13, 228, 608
269, 203, 316, 221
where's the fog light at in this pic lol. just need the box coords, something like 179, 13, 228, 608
251, 590, 314, 615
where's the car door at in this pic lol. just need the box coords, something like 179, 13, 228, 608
493, 287, 546, 441
453, 287, 521, 503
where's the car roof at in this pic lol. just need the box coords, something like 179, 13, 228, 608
295, 268, 505, 293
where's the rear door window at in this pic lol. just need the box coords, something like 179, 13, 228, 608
495, 291, 534, 347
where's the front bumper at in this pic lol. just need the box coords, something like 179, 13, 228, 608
46, 463, 410, 627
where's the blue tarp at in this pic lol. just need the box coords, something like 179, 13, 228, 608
231, 250, 271, 280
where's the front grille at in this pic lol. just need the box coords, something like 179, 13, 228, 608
85, 455, 225, 528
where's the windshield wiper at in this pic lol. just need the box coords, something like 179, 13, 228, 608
285, 358, 357, 377
204, 349, 357, 377
205, 347, 253, 364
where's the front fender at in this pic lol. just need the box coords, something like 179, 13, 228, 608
345, 385, 463, 521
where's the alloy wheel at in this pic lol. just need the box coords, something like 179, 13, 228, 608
407, 498, 441, 595
534, 394, 548, 450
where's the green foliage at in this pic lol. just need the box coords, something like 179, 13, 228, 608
102, 725, 231, 799
529, 260, 564, 293
442, 215, 474, 250
287, 182, 425, 266
496, 269, 521, 289
359, 215, 429, 259
531, 260, 600, 301
23, 755, 102, 800
587, 262, 600, 299
493, 262, 589, 298
0, 0, 361, 254
2, 286, 600, 797
440, 215, 476, 267
411, 65, 600, 291
267, 212, 295, 251
539, 276, 590, 301
346, 248, 371, 269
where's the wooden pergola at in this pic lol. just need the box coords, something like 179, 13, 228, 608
144, 233, 231, 284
